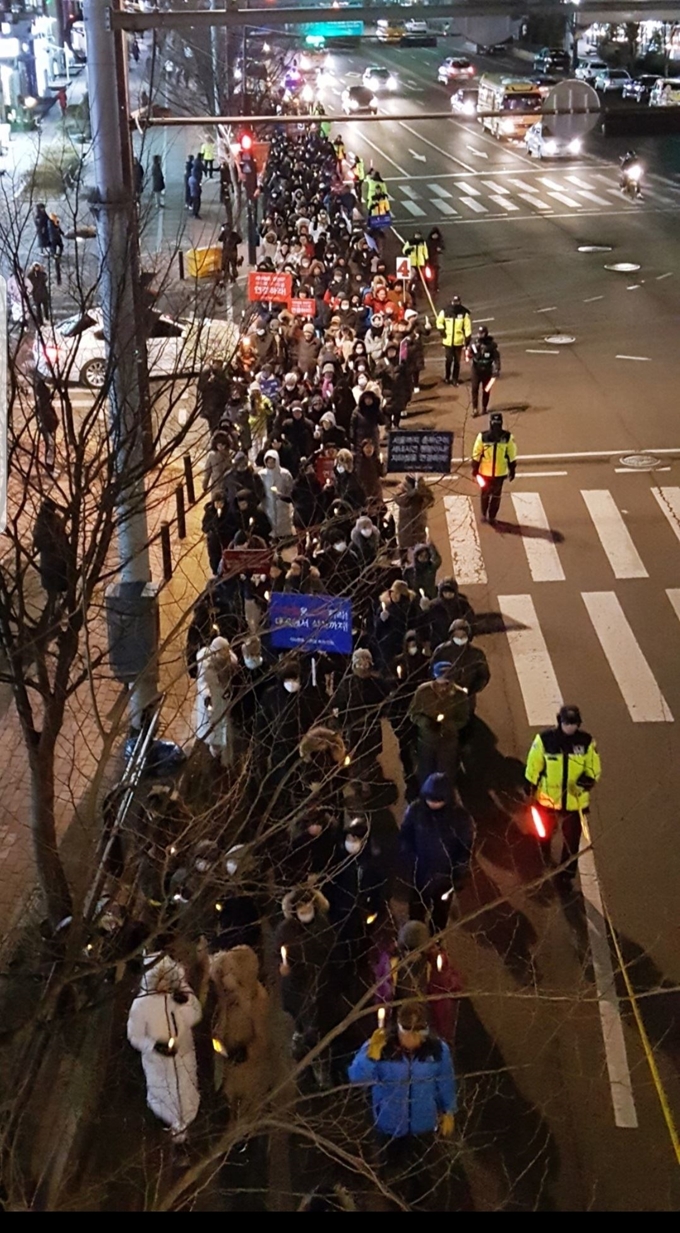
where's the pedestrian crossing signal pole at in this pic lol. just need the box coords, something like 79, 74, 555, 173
84, 0, 159, 732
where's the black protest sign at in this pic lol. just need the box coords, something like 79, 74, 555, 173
386, 430, 453, 474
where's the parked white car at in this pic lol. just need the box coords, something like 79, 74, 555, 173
34, 309, 239, 388
524, 121, 582, 159
649, 77, 680, 106
594, 68, 632, 93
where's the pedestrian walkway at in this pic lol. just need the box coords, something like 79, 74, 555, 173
440, 476, 680, 726
387, 167, 680, 222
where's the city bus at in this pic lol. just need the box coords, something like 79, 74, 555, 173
477, 74, 542, 139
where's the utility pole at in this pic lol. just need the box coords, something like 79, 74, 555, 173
210, 0, 223, 113
83, 0, 159, 733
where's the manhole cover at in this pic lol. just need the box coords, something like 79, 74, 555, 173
619, 453, 661, 470
578, 244, 613, 252
604, 262, 640, 272
544, 334, 576, 345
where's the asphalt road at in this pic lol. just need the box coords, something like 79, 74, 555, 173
319, 38, 680, 1210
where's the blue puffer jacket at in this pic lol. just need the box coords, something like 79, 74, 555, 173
400, 774, 474, 890
348, 1037, 456, 1137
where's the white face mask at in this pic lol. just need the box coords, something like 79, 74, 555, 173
283, 679, 300, 693
453, 637, 468, 647
361, 527, 373, 539
244, 656, 262, 669
195, 858, 211, 874
297, 909, 314, 924
345, 838, 363, 855
407, 645, 419, 656
336, 465, 346, 475
226, 860, 238, 876
357, 376, 367, 388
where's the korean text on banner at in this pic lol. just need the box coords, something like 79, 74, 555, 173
269, 593, 353, 655
290, 298, 316, 317
247, 271, 292, 303
386, 430, 453, 475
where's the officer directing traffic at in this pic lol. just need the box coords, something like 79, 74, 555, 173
436, 295, 472, 386
467, 325, 501, 417
524, 705, 601, 882
471, 412, 517, 524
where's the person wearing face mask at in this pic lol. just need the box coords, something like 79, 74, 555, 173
403, 541, 443, 602
429, 619, 490, 711
364, 312, 388, 366
350, 514, 381, 565
350, 388, 384, 449
372, 581, 421, 671
351, 364, 381, 407
275, 887, 335, 1078
348, 1000, 457, 1210
426, 577, 475, 650
284, 554, 323, 594
280, 368, 306, 409
206, 845, 264, 954
231, 636, 271, 740
399, 773, 474, 930
312, 521, 361, 596
376, 342, 410, 430
322, 448, 366, 513
408, 663, 471, 787
291, 458, 324, 531
258, 449, 294, 540
332, 648, 390, 775
354, 437, 385, 513
194, 636, 239, 767
394, 475, 435, 559
221, 488, 273, 546
257, 660, 319, 787
196, 360, 230, 433
284, 807, 340, 886
280, 402, 316, 474
326, 818, 386, 973
295, 322, 322, 377
389, 630, 433, 794
471, 411, 517, 524
316, 409, 348, 451
524, 705, 601, 883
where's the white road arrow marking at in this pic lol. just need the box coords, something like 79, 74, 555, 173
408, 148, 426, 162
466, 145, 488, 158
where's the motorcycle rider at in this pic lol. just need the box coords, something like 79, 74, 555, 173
436, 295, 472, 386
619, 149, 643, 198
467, 326, 501, 417
524, 705, 601, 882
471, 412, 517, 524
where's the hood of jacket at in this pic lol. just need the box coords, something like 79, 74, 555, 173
420, 772, 451, 803
281, 886, 330, 920
210, 944, 261, 997
299, 724, 347, 765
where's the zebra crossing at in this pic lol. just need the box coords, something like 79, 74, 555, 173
443, 485, 680, 725
389, 168, 680, 220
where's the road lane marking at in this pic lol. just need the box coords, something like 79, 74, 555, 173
398, 121, 477, 173
454, 180, 481, 195
582, 591, 672, 721
546, 190, 581, 208
408, 148, 427, 162
430, 182, 452, 198
584, 295, 604, 302
515, 470, 568, 477
432, 199, 458, 215
526, 349, 558, 354
656, 272, 673, 280
615, 354, 650, 361
401, 200, 427, 217
401, 185, 421, 199
465, 145, 488, 159
565, 174, 592, 188
667, 588, 680, 624
535, 306, 557, 313
481, 180, 509, 193
510, 493, 565, 581
581, 490, 647, 578
578, 833, 639, 1129
498, 594, 562, 725
517, 193, 551, 210
507, 178, 543, 190
356, 131, 409, 176
459, 196, 488, 213
443, 495, 487, 585
652, 487, 680, 545
476, 316, 495, 322
489, 195, 519, 211
574, 189, 611, 206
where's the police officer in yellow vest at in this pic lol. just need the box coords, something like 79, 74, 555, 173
436, 295, 472, 385
352, 153, 366, 201
200, 139, 215, 178
403, 231, 428, 271
471, 412, 517, 523
524, 705, 601, 881
366, 168, 387, 210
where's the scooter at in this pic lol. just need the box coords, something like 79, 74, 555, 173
620, 162, 643, 200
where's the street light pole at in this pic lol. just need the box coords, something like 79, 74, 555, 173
83, 0, 159, 733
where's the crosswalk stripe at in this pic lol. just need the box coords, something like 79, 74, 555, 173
454, 181, 481, 196
481, 180, 509, 193
582, 592, 673, 722
498, 594, 562, 725
539, 177, 565, 191
517, 193, 551, 211
401, 200, 426, 217
401, 185, 421, 199
489, 195, 520, 212
565, 175, 592, 189
581, 490, 648, 579
432, 199, 458, 215
459, 196, 488, 213
430, 183, 452, 198
666, 587, 680, 625
574, 188, 610, 206
652, 487, 680, 544
510, 493, 565, 581
546, 190, 581, 208
443, 495, 487, 585
507, 178, 539, 191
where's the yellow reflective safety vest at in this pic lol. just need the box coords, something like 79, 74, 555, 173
436, 306, 472, 347
404, 239, 428, 269
471, 429, 517, 478
201, 141, 215, 162
354, 156, 366, 182
525, 727, 601, 811
366, 175, 387, 208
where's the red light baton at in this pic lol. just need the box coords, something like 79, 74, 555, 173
484, 376, 496, 393
531, 806, 547, 839
475, 474, 486, 489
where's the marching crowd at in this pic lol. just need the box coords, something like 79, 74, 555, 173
119, 124, 601, 1209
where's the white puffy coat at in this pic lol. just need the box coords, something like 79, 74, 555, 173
127, 961, 202, 1136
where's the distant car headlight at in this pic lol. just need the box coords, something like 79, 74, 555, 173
387, 76, 397, 89
349, 97, 358, 110
627, 163, 642, 180
544, 139, 558, 154
370, 96, 378, 109
501, 118, 515, 133
463, 100, 475, 115
568, 138, 582, 153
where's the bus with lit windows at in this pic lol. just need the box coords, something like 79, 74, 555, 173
477, 74, 542, 139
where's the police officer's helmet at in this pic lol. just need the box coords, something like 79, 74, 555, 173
451, 294, 461, 305
489, 412, 503, 429
413, 231, 423, 240
477, 325, 489, 339
557, 704, 582, 727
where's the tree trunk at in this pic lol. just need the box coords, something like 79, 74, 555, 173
29, 741, 73, 928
